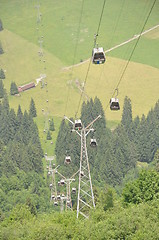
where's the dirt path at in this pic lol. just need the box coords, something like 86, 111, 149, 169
62, 24, 159, 71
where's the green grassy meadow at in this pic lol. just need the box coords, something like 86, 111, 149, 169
0, 0, 159, 153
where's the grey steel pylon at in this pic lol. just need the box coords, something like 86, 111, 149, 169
64, 115, 101, 218
77, 128, 95, 218
56, 169, 79, 211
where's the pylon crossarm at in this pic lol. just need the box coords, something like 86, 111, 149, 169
85, 128, 92, 137
66, 178, 75, 184
56, 170, 66, 180
85, 114, 101, 130
64, 115, 74, 125
70, 169, 79, 179
71, 129, 81, 137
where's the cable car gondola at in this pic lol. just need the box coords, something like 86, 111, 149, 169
65, 156, 71, 164
51, 194, 55, 200
90, 138, 97, 147
57, 195, 61, 201
72, 187, 76, 194
92, 47, 105, 64
80, 171, 84, 177
60, 179, 65, 186
74, 119, 82, 130
54, 201, 58, 206
110, 98, 120, 110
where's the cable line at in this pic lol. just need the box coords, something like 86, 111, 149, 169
94, 0, 107, 47
105, 0, 157, 111
75, 0, 107, 118
64, 0, 85, 116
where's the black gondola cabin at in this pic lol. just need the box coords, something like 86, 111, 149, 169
74, 119, 82, 130
90, 138, 97, 147
92, 47, 105, 64
110, 98, 120, 110
65, 156, 71, 164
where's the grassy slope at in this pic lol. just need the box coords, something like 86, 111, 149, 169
0, 0, 159, 153
0, 0, 159, 66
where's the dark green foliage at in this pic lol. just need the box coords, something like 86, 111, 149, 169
29, 98, 37, 118
134, 101, 159, 163
122, 170, 159, 204
49, 118, 55, 131
55, 119, 80, 176
121, 96, 132, 129
0, 69, 5, 79
46, 130, 52, 140
0, 19, 3, 31
0, 41, 4, 54
121, 96, 133, 141
0, 80, 5, 98
55, 97, 138, 186
17, 105, 23, 125
97, 187, 114, 211
0, 96, 46, 213
0, 200, 159, 239
153, 149, 159, 172
10, 82, 18, 95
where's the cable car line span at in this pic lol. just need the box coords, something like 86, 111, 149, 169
75, 0, 107, 118
62, 23, 159, 71
105, 0, 157, 111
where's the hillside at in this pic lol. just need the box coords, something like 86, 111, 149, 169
1, 1, 159, 237
0, 0, 159, 153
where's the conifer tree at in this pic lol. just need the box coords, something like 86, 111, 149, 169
17, 105, 23, 126
153, 149, 159, 172
8, 108, 18, 141
49, 118, 55, 131
29, 98, 37, 118
0, 42, 4, 54
2, 94, 9, 114
0, 69, 5, 79
0, 80, 4, 98
46, 130, 52, 140
10, 82, 18, 95
0, 19, 3, 31
121, 96, 132, 131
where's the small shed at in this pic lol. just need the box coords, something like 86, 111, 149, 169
18, 82, 35, 92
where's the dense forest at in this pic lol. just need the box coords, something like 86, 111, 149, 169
0, 79, 159, 238
55, 96, 159, 186
0, 88, 50, 214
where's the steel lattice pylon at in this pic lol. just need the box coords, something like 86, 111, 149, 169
64, 115, 101, 218
56, 170, 79, 211
77, 128, 95, 218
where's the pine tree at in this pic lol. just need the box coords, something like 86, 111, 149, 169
0, 69, 5, 79
8, 108, 18, 141
0, 42, 4, 54
17, 105, 23, 127
10, 82, 18, 95
49, 118, 55, 131
0, 19, 3, 31
29, 98, 37, 118
121, 96, 132, 132
0, 80, 4, 98
46, 130, 52, 140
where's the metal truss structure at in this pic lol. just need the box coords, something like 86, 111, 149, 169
64, 115, 101, 218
